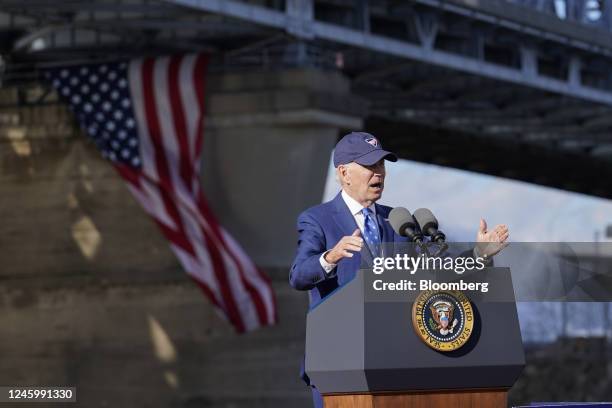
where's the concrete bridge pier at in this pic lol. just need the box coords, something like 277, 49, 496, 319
202, 68, 365, 268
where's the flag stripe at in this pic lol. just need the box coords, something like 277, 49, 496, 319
154, 218, 197, 257
190, 275, 222, 309
190, 75, 275, 325
168, 55, 194, 194
119, 162, 225, 310
194, 213, 246, 331
141, 58, 173, 190
196, 194, 270, 326
192, 54, 208, 164
223, 230, 273, 325
116, 163, 177, 230
142, 58, 189, 239
141, 56, 247, 332
115, 163, 141, 188
129, 60, 158, 183
173, 199, 225, 312
225, 230, 277, 324
178, 55, 200, 167
194, 213, 261, 330
131, 163, 250, 328
152, 57, 185, 197
172, 245, 223, 309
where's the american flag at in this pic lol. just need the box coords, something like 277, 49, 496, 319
46, 55, 276, 332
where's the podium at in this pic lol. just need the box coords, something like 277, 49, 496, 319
305, 267, 525, 408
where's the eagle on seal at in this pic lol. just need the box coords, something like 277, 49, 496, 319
430, 300, 459, 335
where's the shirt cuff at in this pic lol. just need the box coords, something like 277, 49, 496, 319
473, 247, 493, 266
319, 251, 337, 275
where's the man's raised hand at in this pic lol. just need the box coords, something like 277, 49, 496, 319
475, 219, 509, 258
324, 229, 364, 264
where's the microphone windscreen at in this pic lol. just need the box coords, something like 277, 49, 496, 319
389, 207, 415, 237
413, 208, 438, 232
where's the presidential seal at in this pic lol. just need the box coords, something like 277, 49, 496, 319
411, 290, 474, 352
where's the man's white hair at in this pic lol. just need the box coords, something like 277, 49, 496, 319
335, 162, 357, 187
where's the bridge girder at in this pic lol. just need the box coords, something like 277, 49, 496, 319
0, 0, 611, 196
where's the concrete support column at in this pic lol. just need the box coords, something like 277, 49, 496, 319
520, 46, 538, 79
568, 55, 582, 88
202, 68, 366, 268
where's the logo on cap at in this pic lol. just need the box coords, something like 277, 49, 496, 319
364, 137, 379, 147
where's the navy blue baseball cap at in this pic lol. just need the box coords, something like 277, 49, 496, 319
333, 132, 398, 167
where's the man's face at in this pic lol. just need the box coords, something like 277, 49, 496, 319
340, 159, 386, 206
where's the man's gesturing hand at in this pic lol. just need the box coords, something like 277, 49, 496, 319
475, 219, 509, 258
324, 229, 364, 264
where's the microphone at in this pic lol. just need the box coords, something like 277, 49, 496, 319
388, 207, 423, 243
413, 208, 446, 243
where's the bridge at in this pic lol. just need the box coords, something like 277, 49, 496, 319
1, 0, 612, 197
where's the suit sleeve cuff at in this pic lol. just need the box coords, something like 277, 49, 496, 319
319, 251, 337, 275
473, 247, 494, 266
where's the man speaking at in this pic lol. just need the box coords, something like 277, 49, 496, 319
289, 131, 509, 407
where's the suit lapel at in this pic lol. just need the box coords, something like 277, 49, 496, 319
375, 206, 389, 243
376, 204, 396, 258
332, 192, 358, 235
331, 192, 373, 267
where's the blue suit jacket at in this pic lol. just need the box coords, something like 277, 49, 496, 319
290, 192, 408, 307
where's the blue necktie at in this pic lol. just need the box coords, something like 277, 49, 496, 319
361, 208, 381, 257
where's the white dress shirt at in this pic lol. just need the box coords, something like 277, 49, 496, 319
319, 190, 376, 274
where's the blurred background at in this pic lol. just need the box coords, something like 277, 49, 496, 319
1, 0, 612, 406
